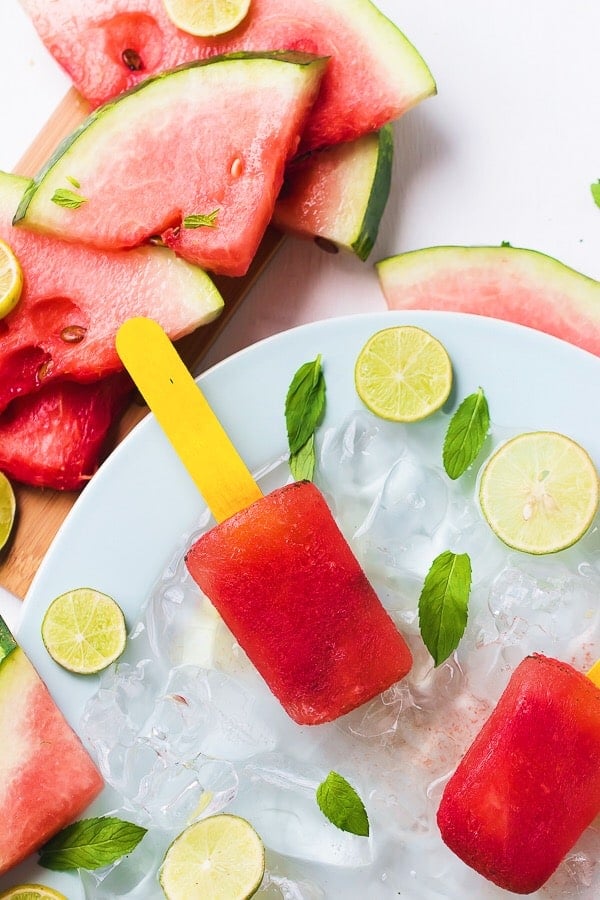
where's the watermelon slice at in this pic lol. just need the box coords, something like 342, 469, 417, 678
19, 0, 436, 153
273, 125, 393, 260
377, 245, 600, 356
0, 171, 222, 414
14, 53, 327, 276
0, 616, 103, 875
0, 375, 131, 490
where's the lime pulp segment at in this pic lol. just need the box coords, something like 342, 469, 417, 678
0, 237, 23, 319
0, 471, 16, 551
161, 0, 251, 36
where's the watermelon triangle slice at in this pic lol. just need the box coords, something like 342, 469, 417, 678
377, 245, 600, 357
0, 172, 222, 415
0, 375, 131, 491
19, 0, 436, 152
14, 52, 328, 276
0, 616, 104, 875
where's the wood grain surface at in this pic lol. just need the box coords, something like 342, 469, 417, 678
0, 87, 284, 599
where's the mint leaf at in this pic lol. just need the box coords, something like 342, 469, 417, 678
0, 615, 17, 663
418, 550, 472, 666
39, 816, 147, 871
290, 433, 316, 481
183, 209, 219, 228
592, 181, 600, 209
285, 355, 325, 479
443, 387, 490, 479
316, 771, 369, 836
51, 188, 87, 209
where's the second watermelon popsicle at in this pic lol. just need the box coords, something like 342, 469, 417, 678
185, 479, 413, 725
437, 653, 600, 894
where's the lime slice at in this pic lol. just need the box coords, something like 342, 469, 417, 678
354, 325, 452, 422
0, 886, 68, 900
162, 0, 251, 36
0, 238, 23, 319
0, 471, 16, 552
479, 431, 599, 554
159, 814, 265, 900
41, 587, 127, 674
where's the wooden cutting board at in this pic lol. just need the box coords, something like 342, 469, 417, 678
0, 87, 284, 599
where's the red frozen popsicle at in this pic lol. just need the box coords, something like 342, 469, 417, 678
116, 317, 413, 727
437, 653, 600, 894
185, 479, 413, 725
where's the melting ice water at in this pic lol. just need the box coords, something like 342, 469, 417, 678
80, 409, 600, 899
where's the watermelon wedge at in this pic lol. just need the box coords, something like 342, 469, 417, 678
0, 171, 222, 414
273, 125, 393, 260
14, 53, 327, 276
0, 375, 131, 490
0, 616, 103, 875
377, 245, 600, 357
19, 0, 436, 152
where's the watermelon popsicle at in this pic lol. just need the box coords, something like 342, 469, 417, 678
437, 653, 600, 894
116, 317, 413, 725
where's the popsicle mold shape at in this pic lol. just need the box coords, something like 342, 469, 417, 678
185, 480, 413, 725
437, 653, 600, 894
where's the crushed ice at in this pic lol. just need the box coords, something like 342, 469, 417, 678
80, 408, 600, 898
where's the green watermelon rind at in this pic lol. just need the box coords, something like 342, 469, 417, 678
376, 244, 600, 355
352, 124, 394, 260
13, 51, 328, 227
0, 614, 17, 665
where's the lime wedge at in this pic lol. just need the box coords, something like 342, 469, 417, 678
0, 471, 16, 552
41, 587, 126, 674
0, 886, 68, 900
479, 431, 599, 554
354, 325, 452, 422
0, 238, 23, 319
162, 0, 251, 36
159, 814, 265, 900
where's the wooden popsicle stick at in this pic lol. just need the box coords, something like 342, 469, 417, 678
116, 317, 263, 522
588, 660, 600, 687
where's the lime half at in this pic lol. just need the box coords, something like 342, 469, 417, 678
0, 886, 68, 900
0, 238, 23, 319
162, 0, 251, 36
0, 471, 16, 552
159, 814, 265, 900
41, 587, 126, 674
479, 431, 599, 554
354, 325, 452, 422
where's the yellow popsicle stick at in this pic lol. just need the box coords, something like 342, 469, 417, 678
587, 659, 600, 688
116, 317, 263, 523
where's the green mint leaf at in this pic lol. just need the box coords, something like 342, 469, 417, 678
51, 188, 87, 209
316, 771, 369, 837
443, 387, 490, 479
285, 355, 325, 458
39, 816, 147, 871
290, 434, 316, 481
0, 615, 17, 663
591, 181, 600, 208
66, 175, 81, 189
183, 209, 219, 228
418, 550, 472, 666
500, 240, 512, 247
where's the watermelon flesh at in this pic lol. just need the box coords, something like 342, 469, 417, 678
377, 245, 600, 356
0, 618, 103, 875
437, 654, 600, 894
0, 375, 131, 490
0, 171, 222, 414
19, 0, 436, 153
14, 54, 327, 276
185, 480, 413, 725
